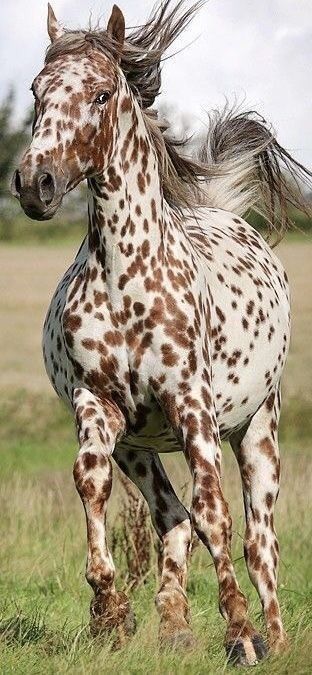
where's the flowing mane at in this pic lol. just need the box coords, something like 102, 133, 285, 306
45, 0, 312, 237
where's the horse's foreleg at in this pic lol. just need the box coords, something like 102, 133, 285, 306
114, 448, 195, 650
72, 387, 135, 646
230, 386, 288, 654
161, 387, 268, 666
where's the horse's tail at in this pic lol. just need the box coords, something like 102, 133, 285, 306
200, 106, 312, 240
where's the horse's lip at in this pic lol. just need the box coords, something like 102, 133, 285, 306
23, 208, 54, 221
21, 198, 62, 221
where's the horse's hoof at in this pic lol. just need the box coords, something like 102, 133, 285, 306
90, 590, 136, 647
269, 631, 289, 655
252, 634, 268, 661
225, 634, 268, 667
165, 630, 197, 651
160, 627, 197, 651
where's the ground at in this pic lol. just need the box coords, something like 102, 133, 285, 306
0, 236, 311, 673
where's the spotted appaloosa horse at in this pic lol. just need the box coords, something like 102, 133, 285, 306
12, 1, 312, 666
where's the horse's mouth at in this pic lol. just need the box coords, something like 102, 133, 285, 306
20, 199, 62, 221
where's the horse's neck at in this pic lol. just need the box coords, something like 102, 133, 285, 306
86, 104, 167, 292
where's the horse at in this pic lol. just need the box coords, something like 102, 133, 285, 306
11, 1, 312, 666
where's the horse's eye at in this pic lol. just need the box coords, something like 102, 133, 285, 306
95, 92, 110, 105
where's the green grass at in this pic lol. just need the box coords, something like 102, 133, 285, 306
0, 392, 312, 673
0, 212, 86, 246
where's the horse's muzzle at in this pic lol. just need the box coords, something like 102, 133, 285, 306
11, 168, 63, 221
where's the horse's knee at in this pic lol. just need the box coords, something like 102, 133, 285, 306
73, 449, 112, 505
86, 559, 115, 592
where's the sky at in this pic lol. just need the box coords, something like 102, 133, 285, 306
1, 0, 311, 166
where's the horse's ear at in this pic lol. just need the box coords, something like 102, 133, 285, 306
47, 3, 64, 43
107, 5, 125, 52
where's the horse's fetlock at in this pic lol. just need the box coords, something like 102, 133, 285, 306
86, 563, 115, 592
156, 586, 189, 622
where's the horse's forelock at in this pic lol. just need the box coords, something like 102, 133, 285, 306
45, 31, 117, 65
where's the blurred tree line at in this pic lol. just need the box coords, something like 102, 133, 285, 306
0, 89, 31, 199
0, 90, 310, 243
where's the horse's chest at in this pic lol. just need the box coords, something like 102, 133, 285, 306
44, 271, 155, 412
44, 284, 180, 449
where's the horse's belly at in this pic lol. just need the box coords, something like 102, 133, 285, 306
117, 400, 181, 454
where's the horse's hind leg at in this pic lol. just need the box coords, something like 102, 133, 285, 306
72, 387, 135, 647
230, 385, 288, 653
114, 447, 195, 650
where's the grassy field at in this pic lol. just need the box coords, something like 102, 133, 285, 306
0, 237, 311, 673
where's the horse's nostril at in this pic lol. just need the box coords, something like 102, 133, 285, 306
11, 169, 22, 197
38, 172, 55, 206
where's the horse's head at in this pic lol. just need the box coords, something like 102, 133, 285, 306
12, 1, 210, 221
11, 4, 126, 220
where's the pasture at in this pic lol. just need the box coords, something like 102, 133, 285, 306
0, 237, 311, 674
